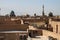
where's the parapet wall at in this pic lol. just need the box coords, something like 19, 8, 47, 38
43, 30, 60, 40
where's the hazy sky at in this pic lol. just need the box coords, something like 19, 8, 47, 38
0, 0, 60, 16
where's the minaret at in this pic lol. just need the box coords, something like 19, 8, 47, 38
42, 5, 45, 16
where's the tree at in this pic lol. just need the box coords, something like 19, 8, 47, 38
34, 13, 36, 17
26, 14, 30, 17
48, 12, 53, 17
10, 10, 16, 17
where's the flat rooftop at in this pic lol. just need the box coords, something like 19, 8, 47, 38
0, 31, 27, 33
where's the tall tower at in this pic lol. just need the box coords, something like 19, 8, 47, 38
42, 5, 45, 16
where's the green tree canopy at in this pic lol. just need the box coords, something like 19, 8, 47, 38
10, 10, 16, 17
48, 12, 53, 17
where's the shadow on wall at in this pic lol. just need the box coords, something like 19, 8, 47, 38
48, 36, 57, 40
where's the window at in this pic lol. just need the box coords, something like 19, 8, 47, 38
24, 35, 27, 40
19, 35, 27, 40
20, 35, 23, 40
0, 36, 4, 40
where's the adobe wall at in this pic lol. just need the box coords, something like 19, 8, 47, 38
49, 18, 60, 34
43, 30, 60, 40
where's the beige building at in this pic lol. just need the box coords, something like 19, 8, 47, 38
0, 31, 28, 40
0, 16, 59, 40
49, 18, 60, 34
0, 17, 29, 40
